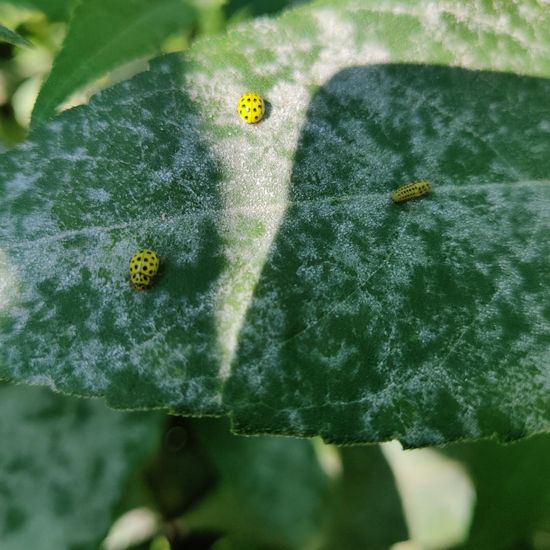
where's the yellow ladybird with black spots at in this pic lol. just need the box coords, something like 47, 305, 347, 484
129, 249, 160, 290
237, 92, 265, 124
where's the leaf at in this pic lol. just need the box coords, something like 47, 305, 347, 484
0, 383, 163, 550
223, 0, 303, 21
145, 418, 217, 520
1, 0, 77, 21
1, 55, 227, 413
382, 441, 475, 548
0, 0, 549, 446
444, 434, 550, 549
225, 65, 550, 449
186, 418, 330, 548
31, 0, 197, 127
324, 446, 407, 549
0, 23, 32, 47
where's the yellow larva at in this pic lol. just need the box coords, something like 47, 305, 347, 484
391, 180, 432, 203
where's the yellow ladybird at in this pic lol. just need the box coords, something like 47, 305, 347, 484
391, 180, 432, 203
129, 249, 160, 290
237, 92, 265, 124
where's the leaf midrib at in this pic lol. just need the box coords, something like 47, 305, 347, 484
7, 178, 549, 249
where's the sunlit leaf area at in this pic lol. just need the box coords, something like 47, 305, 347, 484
0, 0, 549, 548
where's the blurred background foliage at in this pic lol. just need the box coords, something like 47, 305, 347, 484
2, 378, 550, 549
1, 1, 550, 548
103, 419, 550, 550
0, 0, 305, 145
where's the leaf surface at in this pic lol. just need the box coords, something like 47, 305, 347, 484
0, 0, 549, 445
0, 384, 162, 550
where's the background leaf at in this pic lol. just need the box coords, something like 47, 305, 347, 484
445, 434, 550, 549
0, 22, 32, 47
144, 418, 217, 521
0, 383, 162, 549
223, 0, 306, 23
382, 441, 475, 548
185, 418, 330, 548
0, 0, 549, 445
1, 0, 78, 21
324, 446, 407, 549
30, 0, 197, 126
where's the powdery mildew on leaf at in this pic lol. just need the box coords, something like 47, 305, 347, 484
0, 0, 549, 445
222, 60, 550, 445
0, 384, 161, 549
182, 7, 394, 379
1, 58, 228, 412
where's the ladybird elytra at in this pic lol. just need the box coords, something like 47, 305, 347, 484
237, 92, 265, 124
391, 180, 432, 203
129, 249, 160, 290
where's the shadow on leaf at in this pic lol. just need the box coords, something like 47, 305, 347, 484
225, 63, 550, 446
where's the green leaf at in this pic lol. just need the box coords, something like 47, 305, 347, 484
145, 419, 217, 519
1, 0, 77, 21
0, 383, 162, 550
0, 23, 32, 47
445, 434, 550, 549
31, 0, 197, 127
226, 60, 550, 449
223, 0, 304, 22
324, 446, 407, 549
0, 0, 549, 446
186, 418, 330, 548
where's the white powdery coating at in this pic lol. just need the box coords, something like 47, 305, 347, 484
0, 0, 548, 444
216, 0, 550, 440
310, 9, 391, 84
211, 81, 308, 376
0, 385, 160, 549
1, 73, 228, 408
4, 172, 38, 199
419, 0, 550, 74
185, 44, 308, 377
184, 8, 394, 380
0, 249, 20, 314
